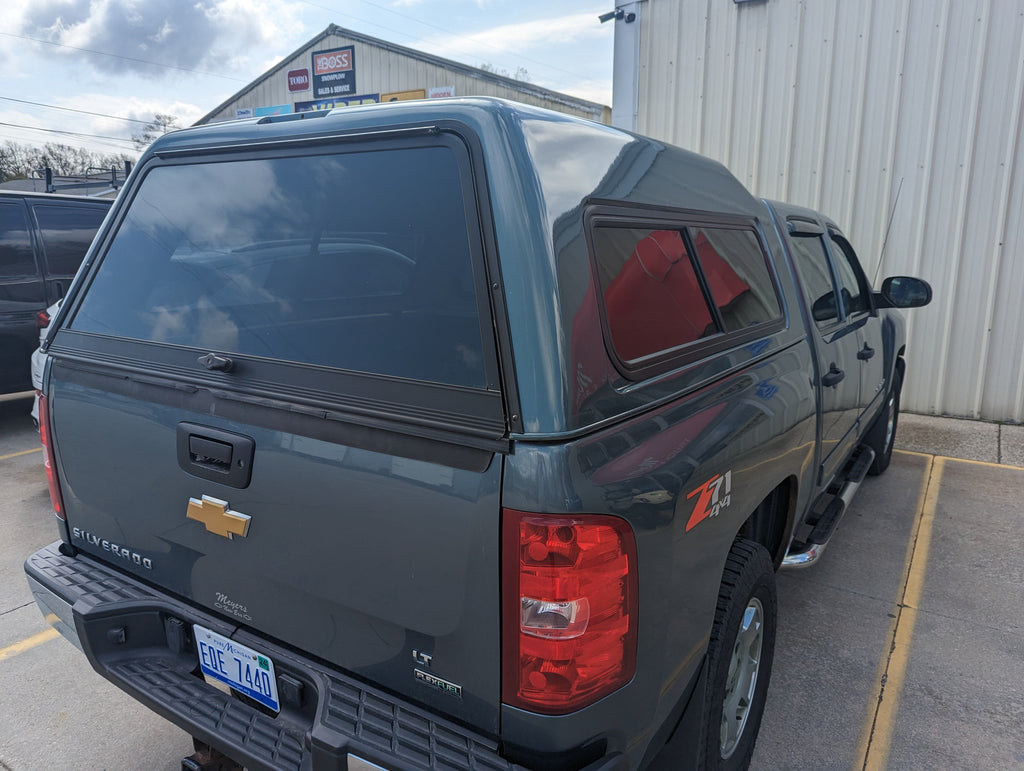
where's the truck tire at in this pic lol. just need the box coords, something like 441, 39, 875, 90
700, 538, 777, 770
867, 368, 902, 476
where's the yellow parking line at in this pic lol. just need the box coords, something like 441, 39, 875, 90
894, 448, 1024, 471
856, 455, 944, 770
0, 627, 60, 662
0, 447, 42, 461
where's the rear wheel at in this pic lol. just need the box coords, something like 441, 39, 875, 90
700, 538, 777, 770
867, 368, 902, 476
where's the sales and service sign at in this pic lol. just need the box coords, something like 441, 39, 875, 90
287, 68, 310, 93
312, 46, 356, 98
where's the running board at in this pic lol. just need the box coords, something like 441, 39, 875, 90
782, 445, 876, 569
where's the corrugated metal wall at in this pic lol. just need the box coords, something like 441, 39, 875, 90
627, 0, 1024, 421
203, 29, 607, 124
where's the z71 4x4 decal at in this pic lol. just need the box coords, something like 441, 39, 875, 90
685, 470, 733, 532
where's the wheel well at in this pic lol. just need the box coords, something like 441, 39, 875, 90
737, 478, 795, 569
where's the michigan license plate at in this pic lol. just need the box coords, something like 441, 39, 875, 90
194, 624, 280, 712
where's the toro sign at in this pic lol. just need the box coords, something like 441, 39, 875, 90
287, 68, 310, 93
311, 46, 356, 98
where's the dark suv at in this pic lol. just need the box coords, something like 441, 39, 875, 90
0, 190, 111, 394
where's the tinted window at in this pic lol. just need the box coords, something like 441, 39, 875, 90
690, 227, 781, 332
33, 204, 108, 277
71, 145, 488, 388
592, 227, 715, 363
829, 234, 871, 316
0, 202, 37, 278
787, 234, 839, 327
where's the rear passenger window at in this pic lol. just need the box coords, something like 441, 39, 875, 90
590, 219, 782, 370
70, 144, 489, 389
0, 202, 37, 278
33, 205, 108, 277
787, 235, 840, 327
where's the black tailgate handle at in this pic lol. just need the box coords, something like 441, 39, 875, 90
177, 423, 254, 489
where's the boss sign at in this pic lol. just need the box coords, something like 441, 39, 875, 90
314, 49, 352, 75
311, 46, 356, 98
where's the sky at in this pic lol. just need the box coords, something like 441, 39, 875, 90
0, 0, 616, 160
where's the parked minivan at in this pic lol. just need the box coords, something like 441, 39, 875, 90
0, 190, 111, 394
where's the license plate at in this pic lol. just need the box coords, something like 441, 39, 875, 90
194, 624, 280, 712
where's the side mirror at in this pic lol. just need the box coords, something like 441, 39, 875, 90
878, 276, 932, 309
811, 291, 839, 322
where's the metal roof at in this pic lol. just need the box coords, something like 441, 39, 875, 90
195, 24, 608, 126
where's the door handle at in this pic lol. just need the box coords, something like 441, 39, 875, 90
822, 364, 845, 387
857, 344, 875, 361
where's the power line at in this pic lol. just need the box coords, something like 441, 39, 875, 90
0, 121, 137, 148
0, 96, 153, 126
0, 31, 248, 82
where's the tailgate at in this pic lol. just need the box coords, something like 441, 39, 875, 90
44, 130, 509, 732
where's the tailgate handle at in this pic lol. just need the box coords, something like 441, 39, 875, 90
177, 423, 255, 489
189, 436, 233, 470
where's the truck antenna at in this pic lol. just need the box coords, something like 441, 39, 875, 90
874, 176, 903, 286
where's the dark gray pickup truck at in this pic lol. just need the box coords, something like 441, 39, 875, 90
25, 98, 929, 770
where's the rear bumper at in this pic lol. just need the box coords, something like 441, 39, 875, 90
26, 542, 567, 771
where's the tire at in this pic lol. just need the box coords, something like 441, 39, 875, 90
699, 538, 777, 770
867, 368, 902, 476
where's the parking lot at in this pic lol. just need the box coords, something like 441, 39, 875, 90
2, 395, 1022, 770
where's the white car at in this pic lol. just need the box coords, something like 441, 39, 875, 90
30, 300, 60, 426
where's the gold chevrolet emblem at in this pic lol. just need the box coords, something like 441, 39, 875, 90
186, 495, 251, 539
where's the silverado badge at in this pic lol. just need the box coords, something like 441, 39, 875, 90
186, 495, 251, 539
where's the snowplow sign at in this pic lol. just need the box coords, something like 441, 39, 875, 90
312, 46, 356, 98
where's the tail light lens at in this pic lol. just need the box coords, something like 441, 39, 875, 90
38, 394, 65, 519
36, 310, 51, 329
502, 509, 637, 714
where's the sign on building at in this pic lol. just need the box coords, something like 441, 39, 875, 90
428, 86, 455, 99
235, 107, 254, 119
287, 68, 310, 93
294, 94, 380, 112
311, 46, 356, 99
254, 105, 293, 117
382, 89, 427, 102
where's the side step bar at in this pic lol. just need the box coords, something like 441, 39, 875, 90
782, 445, 875, 569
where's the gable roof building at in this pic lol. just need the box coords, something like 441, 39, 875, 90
196, 24, 609, 126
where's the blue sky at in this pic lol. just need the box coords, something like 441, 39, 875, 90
0, 0, 616, 158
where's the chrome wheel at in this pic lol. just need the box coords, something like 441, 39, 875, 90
720, 597, 764, 759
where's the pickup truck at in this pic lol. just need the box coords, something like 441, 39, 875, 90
25, 98, 930, 770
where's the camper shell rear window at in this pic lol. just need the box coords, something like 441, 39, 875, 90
70, 138, 493, 391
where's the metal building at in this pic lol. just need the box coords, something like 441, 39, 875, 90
197, 24, 609, 125
609, 0, 1024, 422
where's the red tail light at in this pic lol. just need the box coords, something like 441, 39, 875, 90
38, 394, 65, 519
502, 509, 637, 714
36, 310, 51, 329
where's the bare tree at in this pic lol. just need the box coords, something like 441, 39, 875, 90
131, 113, 180, 151
0, 140, 134, 183
478, 62, 532, 83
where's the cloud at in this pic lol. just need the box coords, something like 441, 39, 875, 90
16, 0, 292, 78
411, 9, 613, 103
419, 12, 608, 57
